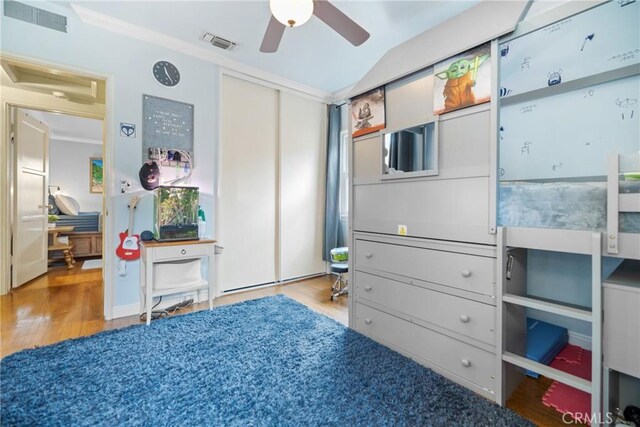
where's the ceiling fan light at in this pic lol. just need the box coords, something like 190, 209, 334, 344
270, 0, 313, 28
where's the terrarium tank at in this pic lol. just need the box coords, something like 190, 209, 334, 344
153, 186, 199, 241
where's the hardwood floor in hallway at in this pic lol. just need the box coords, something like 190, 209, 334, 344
0, 265, 347, 358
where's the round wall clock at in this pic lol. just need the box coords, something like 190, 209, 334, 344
152, 61, 180, 87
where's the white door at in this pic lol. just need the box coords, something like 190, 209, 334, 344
220, 75, 278, 291
12, 109, 50, 287
279, 92, 327, 280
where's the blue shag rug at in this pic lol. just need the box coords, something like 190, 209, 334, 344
1, 295, 532, 426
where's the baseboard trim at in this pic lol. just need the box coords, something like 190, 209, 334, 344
221, 272, 326, 295
568, 331, 592, 350
112, 290, 210, 319
113, 273, 328, 319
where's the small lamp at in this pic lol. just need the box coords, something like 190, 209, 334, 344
270, 0, 314, 27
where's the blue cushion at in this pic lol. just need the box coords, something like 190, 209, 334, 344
48, 194, 60, 215
525, 317, 568, 378
330, 263, 348, 273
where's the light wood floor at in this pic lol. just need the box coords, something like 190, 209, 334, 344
0, 263, 347, 358
1, 264, 569, 426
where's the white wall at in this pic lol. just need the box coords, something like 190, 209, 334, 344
49, 140, 103, 212
1, 1, 217, 311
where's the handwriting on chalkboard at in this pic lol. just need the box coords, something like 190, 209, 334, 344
142, 95, 194, 156
148, 111, 190, 138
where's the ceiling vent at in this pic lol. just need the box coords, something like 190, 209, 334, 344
201, 33, 239, 52
3, 0, 67, 33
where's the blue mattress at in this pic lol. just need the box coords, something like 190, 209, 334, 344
526, 317, 568, 378
56, 211, 100, 232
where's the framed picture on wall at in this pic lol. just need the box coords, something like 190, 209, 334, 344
351, 87, 385, 138
433, 42, 491, 115
90, 157, 103, 194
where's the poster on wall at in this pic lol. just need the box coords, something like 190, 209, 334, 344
433, 43, 491, 115
90, 157, 103, 194
351, 87, 385, 138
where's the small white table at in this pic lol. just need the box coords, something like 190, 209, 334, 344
139, 239, 216, 325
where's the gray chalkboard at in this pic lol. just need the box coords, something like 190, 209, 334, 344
142, 94, 194, 156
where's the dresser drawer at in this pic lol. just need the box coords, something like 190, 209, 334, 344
151, 243, 210, 262
356, 303, 496, 393
355, 240, 495, 296
355, 271, 495, 346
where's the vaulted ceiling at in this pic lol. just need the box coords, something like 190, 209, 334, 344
59, 1, 480, 94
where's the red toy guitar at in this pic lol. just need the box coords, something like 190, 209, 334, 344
116, 196, 140, 276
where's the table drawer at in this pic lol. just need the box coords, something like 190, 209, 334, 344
151, 243, 210, 262
355, 239, 495, 296
356, 303, 496, 393
355, 271, 495, 346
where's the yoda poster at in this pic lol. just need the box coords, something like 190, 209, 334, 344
434, 43, 491, 115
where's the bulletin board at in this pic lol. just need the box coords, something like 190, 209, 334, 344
499, 0, 640, 97
142, 94, 194, 155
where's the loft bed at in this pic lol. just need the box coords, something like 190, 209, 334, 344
499, 153, 640, 260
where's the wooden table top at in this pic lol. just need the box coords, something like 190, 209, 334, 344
140, 239, 216, 248
48, 225, 74, 233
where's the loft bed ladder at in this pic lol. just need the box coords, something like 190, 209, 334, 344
497, 227, 602, 417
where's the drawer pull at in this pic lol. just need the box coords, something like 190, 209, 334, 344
364, 285, 372, 291
364, 318, 372, 325
461, 269, 472, 278
459, 314, 470, 323
461, 359, 471, 368
181, 249, 187, 255
364, 252, 373, 259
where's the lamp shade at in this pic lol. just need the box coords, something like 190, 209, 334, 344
270, 0, 314, 27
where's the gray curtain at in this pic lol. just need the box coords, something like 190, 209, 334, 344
323, 104, 342, 261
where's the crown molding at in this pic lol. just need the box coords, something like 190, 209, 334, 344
50, 135, 102, 145
70, 4, 332, 103
330, 83, 355, 105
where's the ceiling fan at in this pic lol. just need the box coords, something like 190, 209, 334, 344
260, 0, 370, 53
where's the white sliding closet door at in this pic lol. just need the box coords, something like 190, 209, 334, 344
220, 76, 278, 291
279, 92, 327, 280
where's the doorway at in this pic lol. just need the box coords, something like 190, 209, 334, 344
22, 108, 104, 272
0, 56, 110, 318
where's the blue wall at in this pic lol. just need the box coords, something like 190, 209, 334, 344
527, 251, 624, 336
1, 1, 219, 310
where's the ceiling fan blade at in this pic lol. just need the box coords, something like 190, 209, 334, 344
312, 0, 370, 46
260, 15, 286, 53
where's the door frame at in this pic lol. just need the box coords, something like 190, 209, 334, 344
0, 54, 115, 320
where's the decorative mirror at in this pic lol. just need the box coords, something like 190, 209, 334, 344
382, 121, 438, 179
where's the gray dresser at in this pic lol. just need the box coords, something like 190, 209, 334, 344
352, 233, 497, 399
349, 67, 499, 401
